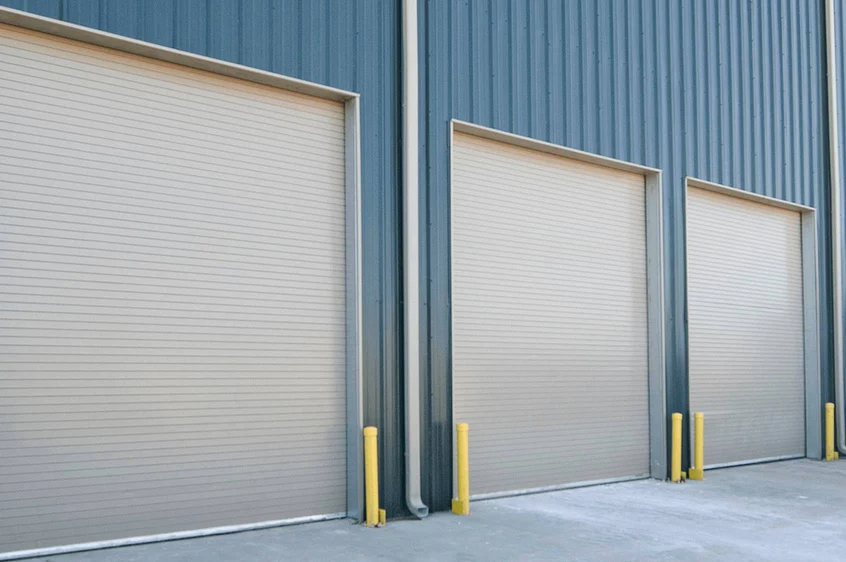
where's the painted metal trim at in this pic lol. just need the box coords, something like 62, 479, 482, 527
683, 177, 822, 463
686, 177, 816, 213
824, 0, 846, 457
402, 0, 428, 519
703, 455, 804, 471
0, 7, 365, 556
470, 475, 650, 502
448, 120, 668, 498
449, 121, 458, 500
646, 172, 668, 480
451, 120, 662, 176
802, 211, 823, 460
0, 513, 347, 562
0, 6, 356, 102
345, 96, 366, 519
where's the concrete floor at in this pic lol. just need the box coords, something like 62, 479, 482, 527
30, 459, 846, 562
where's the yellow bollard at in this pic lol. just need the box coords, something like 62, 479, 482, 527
689, 412, 704, 480
671, 413, 683, 482
363, 426, 381, 526
452, 423, 470, 515
826, 403, 839, 461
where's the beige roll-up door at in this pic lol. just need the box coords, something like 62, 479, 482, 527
0, 24, 348, 555
687, 186, 805, 467
450, 132, 650, 497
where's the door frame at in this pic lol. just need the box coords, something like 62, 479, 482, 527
683, 176, 822, 468
448, 119, 667, 500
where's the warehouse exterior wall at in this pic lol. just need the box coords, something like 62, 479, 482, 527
0, 0, 838, 518
419, 0, 833, 511
0, 0, 410, 517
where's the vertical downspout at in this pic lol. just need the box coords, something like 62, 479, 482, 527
824, 0, 846, 456
402, 0, 429, 518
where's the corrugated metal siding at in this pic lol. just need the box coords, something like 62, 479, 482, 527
0, 0, 407, 517
420, 0, 831, 510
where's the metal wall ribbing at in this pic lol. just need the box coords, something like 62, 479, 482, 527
0, 0, 408, 517
419, 0, 832, 511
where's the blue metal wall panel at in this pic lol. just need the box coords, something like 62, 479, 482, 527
0, 0, 408, 516
419, 0, 832, 510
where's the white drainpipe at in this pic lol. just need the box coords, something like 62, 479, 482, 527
402, 0, 428, 518
824, 0, 846, 456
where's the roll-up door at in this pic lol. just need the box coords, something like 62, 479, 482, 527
0, 23, 349, 555
451, 131, 650, 497
687, 186, 805, 467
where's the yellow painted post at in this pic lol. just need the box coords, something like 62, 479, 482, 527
452, 423, 470, 515
363, 426, 380, 526
671, 413, 683, 482
826, 403, 839, 461
689, 412, 704, 480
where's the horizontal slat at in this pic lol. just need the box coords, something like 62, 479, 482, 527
2, 179, 345, 225
0, 207, 343, 250
0, 285, 344, 307
0, 258, 343, 288
0, 437, 346, 463
1, 466, 347, 506
0, 275, 345, 297
6, 222, 341, 263
0, 144, 343, 197
1, 454, 347, 485
0, 97, 344, 161
0, 190, 344, 238
2, 155, 345, 205
0, 170, 345, 216
1, 127, 345, 182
